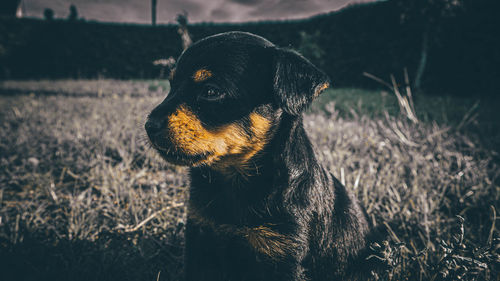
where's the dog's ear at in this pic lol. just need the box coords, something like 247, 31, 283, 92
271, 48, 330, 116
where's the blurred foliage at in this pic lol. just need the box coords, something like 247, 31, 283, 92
395, 0, 464, 24
0, 0, 20, 16
0, 0, 499, 96
43, 8, 54, 21
297, 30, 325, 65
68, 5, 78, 21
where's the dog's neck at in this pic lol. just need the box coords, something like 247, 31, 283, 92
270, 114, 323, 183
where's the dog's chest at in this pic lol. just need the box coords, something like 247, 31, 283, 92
188, 207, 298, 264
187, 180, 300, 263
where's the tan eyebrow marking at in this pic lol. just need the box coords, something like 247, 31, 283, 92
193, 69, 213, 82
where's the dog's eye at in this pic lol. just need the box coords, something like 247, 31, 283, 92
199, 86, 225, 101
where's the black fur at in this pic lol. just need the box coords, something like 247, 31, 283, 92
146, 31, 375, 281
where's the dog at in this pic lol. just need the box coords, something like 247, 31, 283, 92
145, 31, 372, 281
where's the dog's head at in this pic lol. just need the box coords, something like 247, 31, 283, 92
145, 31, 329, 168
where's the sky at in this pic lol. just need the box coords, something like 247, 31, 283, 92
21, 0, 376, 24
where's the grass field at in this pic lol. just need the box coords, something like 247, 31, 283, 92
0, 80, 498, 281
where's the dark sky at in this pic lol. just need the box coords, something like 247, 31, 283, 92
22, 0, 376, 24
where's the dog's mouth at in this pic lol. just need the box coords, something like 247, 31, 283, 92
159, 150, 209, 166
149, 137, 211, 166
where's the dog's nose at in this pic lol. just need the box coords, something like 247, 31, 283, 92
145, 118, 163, 135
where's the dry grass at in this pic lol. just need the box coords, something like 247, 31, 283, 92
0, 80, 498, 280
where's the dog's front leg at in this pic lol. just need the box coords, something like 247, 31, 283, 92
269, 256, 308, 281
185, 219, 308, 281
184, 219, 227, 281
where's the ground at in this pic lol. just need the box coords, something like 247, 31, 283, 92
0, 80, 498, 281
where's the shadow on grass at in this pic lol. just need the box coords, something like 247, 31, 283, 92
0, 227, 184, 281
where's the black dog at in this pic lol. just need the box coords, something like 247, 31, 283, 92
146, 32, 372, 281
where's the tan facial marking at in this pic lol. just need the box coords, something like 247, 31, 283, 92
313, 82, 330, 98
193, 69, 213, 82
167, 105, 271, 167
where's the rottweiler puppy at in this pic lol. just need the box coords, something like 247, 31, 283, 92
145, 31, 372, 281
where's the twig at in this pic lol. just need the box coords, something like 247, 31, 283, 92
384, 221, 402, 244
118, 201, 184, 232
385, 112, 419, 147
364, 71, 419, 123
404, 68, 417, 115
451, 255, 488, 269
456, 101, 479, 131
363, 72, 394, 90
487, 205, 496, 247
391, 75, 418, 124
47, 181, 59, 203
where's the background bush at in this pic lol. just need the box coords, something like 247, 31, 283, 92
1, 0, 499, 96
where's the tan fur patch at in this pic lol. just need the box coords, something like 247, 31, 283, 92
313, 82, 330, 98
167, 105, 271, 168
193, 69, 213, 82
244, 225, 297, 260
